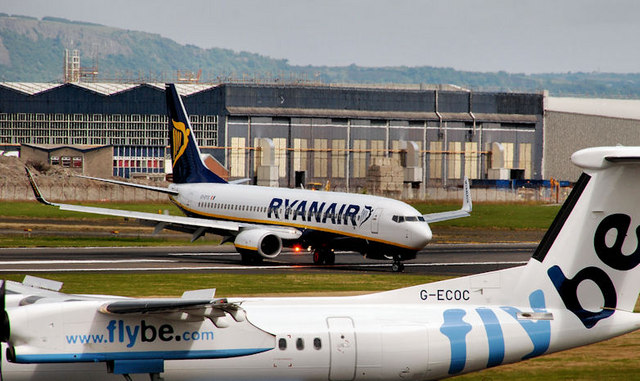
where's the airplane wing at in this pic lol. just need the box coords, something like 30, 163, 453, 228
26, 168, 301, 241
76, 175, 179, 195
423, 177, 473, 223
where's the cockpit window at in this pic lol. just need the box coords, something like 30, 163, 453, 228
393, 215, 425, 223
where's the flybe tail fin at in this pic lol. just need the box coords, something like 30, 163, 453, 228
378, 147, 640, 330
165, 84, 226, 184
517, 146, 640, 327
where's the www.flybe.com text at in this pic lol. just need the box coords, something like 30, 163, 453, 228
65, 320, 215, 348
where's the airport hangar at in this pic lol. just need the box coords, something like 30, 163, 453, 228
1, 81, 635, 196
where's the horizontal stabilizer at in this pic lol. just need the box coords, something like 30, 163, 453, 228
99, 298, 228, 314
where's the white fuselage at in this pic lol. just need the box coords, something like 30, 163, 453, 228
169, 183, 432, 254
5, 286, 640, 381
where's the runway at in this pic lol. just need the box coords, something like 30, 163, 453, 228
0, 243, 536, 275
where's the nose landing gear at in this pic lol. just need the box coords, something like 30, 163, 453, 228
391, 259, 405, 273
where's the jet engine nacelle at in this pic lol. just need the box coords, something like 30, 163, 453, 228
234, 229, 283, 259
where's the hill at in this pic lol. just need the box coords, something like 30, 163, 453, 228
2, 14, 640, 98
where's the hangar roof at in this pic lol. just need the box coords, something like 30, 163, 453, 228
547, 97, 640, 121
0, 82, 60, 95
0, 82, 217, 96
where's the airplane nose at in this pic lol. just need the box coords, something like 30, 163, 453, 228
416, 223, 432, 246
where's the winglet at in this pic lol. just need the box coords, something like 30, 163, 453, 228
462, 176, 472, 213
25, 167, 55, 206
422, 177, 473, 223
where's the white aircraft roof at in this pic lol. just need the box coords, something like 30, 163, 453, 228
547, 97, 640, 121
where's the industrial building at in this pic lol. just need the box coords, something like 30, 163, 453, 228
0, 81, 545, 197
544, 97, 640, 181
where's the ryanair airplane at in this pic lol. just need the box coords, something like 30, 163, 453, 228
27, 84, 472, 271
5, 146, 640, 380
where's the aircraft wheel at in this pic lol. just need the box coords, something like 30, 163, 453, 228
391, 261, 405, 273
325, 251, 335, 265
240, 251, 263, 264
313, 250, 323, 264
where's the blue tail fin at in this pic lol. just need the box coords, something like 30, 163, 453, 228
165, 84, 226, 184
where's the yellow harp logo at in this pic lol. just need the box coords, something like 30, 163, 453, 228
171, 119, 190, 166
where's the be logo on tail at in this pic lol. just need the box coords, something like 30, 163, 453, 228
172, 119, 190, 166
549, 213, 640, 328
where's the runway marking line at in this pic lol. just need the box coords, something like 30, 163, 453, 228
0, 261, 528, 272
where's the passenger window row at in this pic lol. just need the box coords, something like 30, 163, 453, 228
278, 337, 322, 351
197, 201, 268, 214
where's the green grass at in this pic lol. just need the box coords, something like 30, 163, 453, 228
2, 273, 446, 297
0, 201, 182, 219
0, 235, 219, 247
0, 201, 559, 247
1, 201, 559, 229
416, 202, 560, 229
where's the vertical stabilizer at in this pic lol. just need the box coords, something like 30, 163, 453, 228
521, 146, 640, 327
165, 84, 226, 184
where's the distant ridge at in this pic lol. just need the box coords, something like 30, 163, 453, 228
1, 14, 640, 98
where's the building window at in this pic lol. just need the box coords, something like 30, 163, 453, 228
448, 141, 462, 179
464, 142, 478, 179
519, 143, 532, 178
429, 141, 443, 179
230, 137, 246, 178
352, 140, 367, 178
331, 139, 345, 178
61, 156, 71, 168
50, 156, 60, 166
72, 157, 83, 169
313, 139, 328, 178
273, 138, 287, 178
293, 138, 308, 173
502, 142, 515, 169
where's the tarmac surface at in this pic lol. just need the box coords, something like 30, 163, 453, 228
0, 243, 536, 275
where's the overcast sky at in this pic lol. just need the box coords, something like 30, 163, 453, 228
2, 0, 639, 74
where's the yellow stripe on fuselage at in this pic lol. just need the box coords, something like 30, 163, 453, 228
170, 197, 421, 251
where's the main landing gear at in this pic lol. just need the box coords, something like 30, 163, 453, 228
312, 249, 335, 265
239, 251, 264, 265
391, 260, 405, 273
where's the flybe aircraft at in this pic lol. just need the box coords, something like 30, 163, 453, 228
6, 145, 640, 380
27, 84, 472, 271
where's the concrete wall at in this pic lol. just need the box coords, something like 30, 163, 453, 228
544, 111, 640, 181
1, 174, 169, 202
1, 175, 569, 203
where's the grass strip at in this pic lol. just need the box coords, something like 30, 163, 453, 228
0, 201, 183, 219
413, 202, 561, 229
0, 236, 219, 247
1, 273, 446, 297
1, 201, 561, 229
